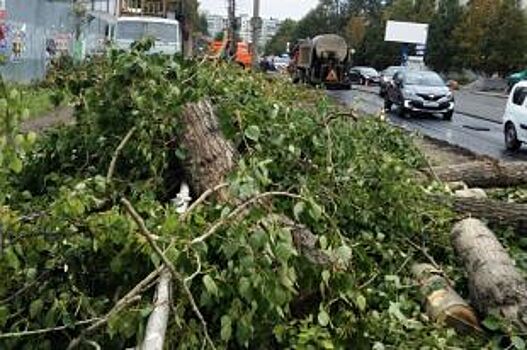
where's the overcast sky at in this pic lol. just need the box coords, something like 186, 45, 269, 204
198, 0, 319, 20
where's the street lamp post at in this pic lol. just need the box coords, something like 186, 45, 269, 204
251, 0, 261, 68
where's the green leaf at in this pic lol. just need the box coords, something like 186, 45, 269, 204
203, 275, 219, 297
239, 277, 251, 301
512, 336, 526, 350
293, 201, 305, 220
9, 156, 23, 173
336, 245, 352, 262
244, 125, 261, 141
308, 201, 322, 221
321, 270, 331, 286
482, 314, 502, 331
221, 315, 232, 342
356, 294, 367, 312
0, 306, 9, 328
30, 299, 44, 319
318, 309, 330, 327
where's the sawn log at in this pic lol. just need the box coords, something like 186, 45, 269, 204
429, 161, 527, 188
449, 196, 527, 233
452, 218, 527, 332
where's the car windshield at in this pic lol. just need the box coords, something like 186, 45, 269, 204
404, 72, 445, 86
361, 68, 378, 76
383, 67, 403, 76
116, 21, 179, 42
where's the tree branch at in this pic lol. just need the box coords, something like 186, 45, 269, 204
66, 266, 163, 349
106, 127, 136, 183
0, 318, 101, 339
182, 183, 229, 222
121, 198, 216, 350
191, 191, 302, 245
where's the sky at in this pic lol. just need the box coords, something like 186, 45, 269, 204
198, 0, 319, 20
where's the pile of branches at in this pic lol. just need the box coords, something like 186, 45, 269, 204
0, 44, 523, 349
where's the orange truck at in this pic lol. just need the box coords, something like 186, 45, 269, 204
209, 39, 252, 69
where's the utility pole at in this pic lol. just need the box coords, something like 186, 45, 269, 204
227, 0, 236, 56
251, 0, 262, 68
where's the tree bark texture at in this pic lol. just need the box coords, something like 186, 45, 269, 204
412, 264, 480, 334
181, 100, 236, 201
429, 161, 527, 188
452, 219, 527, 332
180, 100, 330, 265
450, 196, 527, 233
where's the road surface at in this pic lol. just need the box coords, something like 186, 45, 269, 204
328, 86, 527, 161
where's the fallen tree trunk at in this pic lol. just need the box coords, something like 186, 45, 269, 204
180, 99, 330, 265
445, 196, 527, 233
428, 161, 527, 188
412, 263, 480, 334
180, 100, 237, 201
452, 219, 527, 332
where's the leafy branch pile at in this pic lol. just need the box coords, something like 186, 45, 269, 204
0, 47, 510, 349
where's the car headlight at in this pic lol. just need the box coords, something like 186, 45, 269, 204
446, 91, 453, 99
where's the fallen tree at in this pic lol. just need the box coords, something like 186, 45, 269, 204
0, 43, 494, 349
438, 196, 527, 233
428, 161, 527, 188
452, 218, 527, 332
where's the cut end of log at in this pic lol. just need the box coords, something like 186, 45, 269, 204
451, 219, 527, 332
412, 263, 481, 334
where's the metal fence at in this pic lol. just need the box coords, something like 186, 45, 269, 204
0, 0, 75, 82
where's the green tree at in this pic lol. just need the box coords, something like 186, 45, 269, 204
426, 0, 463, 72
453, 0, 498, 73
196, 13, 209, 36
486, 0, 527, 74
265, 19, 297, 55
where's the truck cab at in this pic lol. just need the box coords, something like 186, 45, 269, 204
114, 16, 182, 55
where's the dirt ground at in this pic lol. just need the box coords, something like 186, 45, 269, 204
413, 135, 480, 167
21, 105, 74, 133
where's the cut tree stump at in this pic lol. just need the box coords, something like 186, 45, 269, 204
412, 263, 480, 334
452, 218, 527, 332
180, 99, 330, 265
428, 161, 527, 188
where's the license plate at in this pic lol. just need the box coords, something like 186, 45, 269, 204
424, 101, 439, 108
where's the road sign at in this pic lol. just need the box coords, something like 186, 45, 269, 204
385, 21, 429, 45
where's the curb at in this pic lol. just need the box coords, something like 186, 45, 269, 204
460, 89, 508, 100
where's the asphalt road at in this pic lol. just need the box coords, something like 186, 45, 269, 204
328, 86, 527, 161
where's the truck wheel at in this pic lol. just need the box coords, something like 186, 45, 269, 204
505, 122, 521, 151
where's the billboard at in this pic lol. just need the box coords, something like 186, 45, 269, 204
384, 21, 429, 45
0, 0, 5, 20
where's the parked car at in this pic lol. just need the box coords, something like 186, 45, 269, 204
503, 81, 527, 151
380, 66, 406, 97
507, 69, 527, 92
384, 70, 454, 120
273, 56, 291, 72
349, 66, 380, 85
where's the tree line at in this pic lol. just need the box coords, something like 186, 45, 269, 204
265, 0, 527, 75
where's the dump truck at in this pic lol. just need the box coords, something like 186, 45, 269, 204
208, 31, 252, 69
290, 34, 351, 89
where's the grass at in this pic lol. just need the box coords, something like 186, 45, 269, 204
6, 84, 57, 119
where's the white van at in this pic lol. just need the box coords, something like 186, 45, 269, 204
114, 16, 182, 55
503, 81, 527, 151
